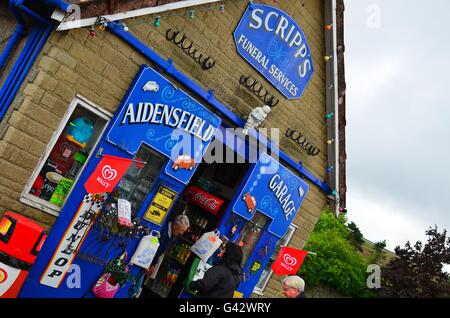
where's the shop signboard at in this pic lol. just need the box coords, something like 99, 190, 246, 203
184, 185, 224, 215
232, 153, 309, 238
144, 185, 178, 225
233, 3, 314, 99
40, 193, 106, 288
107, 65, 222, 184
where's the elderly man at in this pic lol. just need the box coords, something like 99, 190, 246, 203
282, 275, 306, 298
128, 214, 190, 298
150, 214, 190, 269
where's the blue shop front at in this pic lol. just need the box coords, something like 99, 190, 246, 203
18, 3, 313, 299
18, 64, 309, 298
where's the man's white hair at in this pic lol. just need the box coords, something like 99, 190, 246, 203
283, 276, 305, 292
173, 214, 190, 228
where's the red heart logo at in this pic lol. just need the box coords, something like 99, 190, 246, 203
283, 254, 297, 266
101, 165, 117, 181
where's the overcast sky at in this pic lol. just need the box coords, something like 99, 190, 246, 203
345, 0, 450, 252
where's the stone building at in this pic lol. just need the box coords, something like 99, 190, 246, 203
0, 0, 346, 298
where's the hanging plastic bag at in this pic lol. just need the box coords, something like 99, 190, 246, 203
190, 229, 222, 263
130, 231, 160, 269
92, 273, 120, 298
117, 198, 132, 227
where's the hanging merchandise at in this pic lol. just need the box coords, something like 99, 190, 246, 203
130, 231, 160, 269
91, 273, 120, 298
190, 229, 222, 263
117, 198, 132, 227
92, 252, 134, 298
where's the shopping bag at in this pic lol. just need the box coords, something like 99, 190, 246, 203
130, 232, 160, 269
183, 256, 212, 294
190, 229, 222, 263
92, 273, 120, 298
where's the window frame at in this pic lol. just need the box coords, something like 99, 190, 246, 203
252, 223, 298, 296
19, 94, 112, 216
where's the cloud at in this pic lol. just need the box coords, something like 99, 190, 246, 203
344, 0, 450, 246
346, 189, 429, 252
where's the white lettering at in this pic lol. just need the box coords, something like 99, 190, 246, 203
249, 8, 264, 29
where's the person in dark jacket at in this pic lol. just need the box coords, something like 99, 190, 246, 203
282, 275, 306, 298
189, 242, 243, 298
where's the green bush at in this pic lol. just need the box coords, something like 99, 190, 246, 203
298, 208, 375, 297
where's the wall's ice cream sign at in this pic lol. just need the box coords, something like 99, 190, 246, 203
233, 3, 314, 99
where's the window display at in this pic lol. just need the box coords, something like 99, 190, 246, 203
237, 212, 270, 266
26, 100, 108, 212
115, 144, 166, 215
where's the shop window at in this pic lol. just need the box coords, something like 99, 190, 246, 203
20, 95, 111, 216
252, 224, 298, 295
237, 212, 270, 267
115, 144, 166, 215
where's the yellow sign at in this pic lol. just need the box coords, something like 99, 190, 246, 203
144, 186, 177, 225
233, 291, 244, 298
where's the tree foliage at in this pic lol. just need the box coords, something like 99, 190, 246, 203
347, 221, 364, 251
371, 240, 387, 264
379, 227, 450, 298
298, 208, 374, 297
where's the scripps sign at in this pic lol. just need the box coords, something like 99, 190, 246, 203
233, 3, 314, 99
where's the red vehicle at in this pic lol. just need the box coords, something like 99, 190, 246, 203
172, 155, 196, 171
242, 192, 256, 214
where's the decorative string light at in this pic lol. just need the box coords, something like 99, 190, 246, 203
326, 138, 334, 145
89, 25, 96, 37
324, 55, 333, 62
325, 24, 333, 31
331, 189, 337, 196
121, 23, 128, 32
325, 112, 334, 119
189, 9, 195, 19
154, 16, 161, 27
326, 166, 333, 173
219, 4, 225, 13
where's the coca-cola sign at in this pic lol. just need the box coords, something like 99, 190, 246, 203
185, 185, 224, 215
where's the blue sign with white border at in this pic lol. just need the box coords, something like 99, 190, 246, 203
233, 152, 309, 238
107, 66, 221, 184
233, 3, 314, 100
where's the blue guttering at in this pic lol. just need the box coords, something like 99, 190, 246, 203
11, 0, 54, 25
0, 25, 53, 121
107, 21, 332, 195
43, 0, 70, 12
0, 6, 26, 70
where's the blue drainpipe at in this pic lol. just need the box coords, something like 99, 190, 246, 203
107, 21, 332, 195
42, 0, 71, 12
0, 0, 56, 122
0, 3, 27, 71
